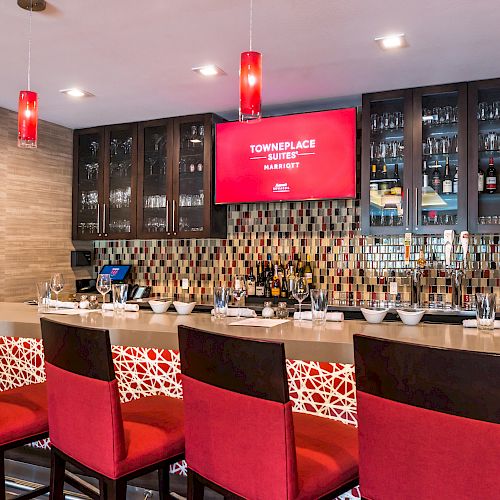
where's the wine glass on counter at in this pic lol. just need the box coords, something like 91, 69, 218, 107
50, 273, 65, 310
292, 276, 309, 321
96, 274, 112, 310
232, 276, 247, 319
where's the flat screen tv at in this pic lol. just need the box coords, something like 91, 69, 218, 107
99, 265, 131, 282
215, 108, 356, 204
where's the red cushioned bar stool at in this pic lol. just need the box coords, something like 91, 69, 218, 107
354, 334, 500, 500
178, 326, 359, 500
0, 381, 49, 499
40, 318, 184, 500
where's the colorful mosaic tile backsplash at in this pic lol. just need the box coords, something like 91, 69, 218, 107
94, 200, 500, 305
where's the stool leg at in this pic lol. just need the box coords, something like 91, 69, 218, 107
187, 469, 204, 500
104, 479, 127, 500
0, 449, 5, 500
50, 448, 66, 500
158, 464, 171, 500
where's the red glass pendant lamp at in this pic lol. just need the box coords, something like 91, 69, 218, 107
239, 0, 262, 122
17, 0, 45, 148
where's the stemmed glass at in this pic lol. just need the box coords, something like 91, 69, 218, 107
50, 273, 65, 310
96, 274, 112, 310
292, 277, 309, 321
232, 276, 247, 319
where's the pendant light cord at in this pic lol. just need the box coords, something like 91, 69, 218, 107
27, 0, 33, 90
249, 0, 253, 51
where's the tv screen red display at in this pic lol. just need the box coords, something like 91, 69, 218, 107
215, 108, 356, 204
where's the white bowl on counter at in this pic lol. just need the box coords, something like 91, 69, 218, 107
173, 301, 196, 315
397, 308, 425, 326
149, 300, 171, 314
360, 307, 389, 324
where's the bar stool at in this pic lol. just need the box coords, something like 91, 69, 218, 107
354, 334, 500, 500
178, 326, 359, 500
40, 318, 184, 500
0, 381, 49, 499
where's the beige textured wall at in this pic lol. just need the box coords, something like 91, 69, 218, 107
0, 106, 76, 301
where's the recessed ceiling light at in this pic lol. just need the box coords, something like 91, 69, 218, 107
59, 88, 94, 98
192, 65, 226, 77
375, 34, 408, 50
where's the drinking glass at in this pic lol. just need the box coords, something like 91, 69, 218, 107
476, 293, 496, 330
97, 274, 112, 308
50, 273, 64, 310
292, 277, 309, 320
214, 286, 231, 319
36, 281, 51, 313
112, 284, 129, 314
311, 289, 329, 325
232, 276, 246, 319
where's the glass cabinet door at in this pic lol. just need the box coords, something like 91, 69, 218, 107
468, 79, 500, 233
413, 84, 468, 234
137, 120, 172, 238
173, 116, 211, 237
361, 90, 413, 234
104, 124, 137, 238
74, 129, 104, 240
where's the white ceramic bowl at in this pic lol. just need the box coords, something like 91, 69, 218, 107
360, 307, 389, 324
173, 301, 196, 315
397, 308, 425, 326
149, 300, 171, 314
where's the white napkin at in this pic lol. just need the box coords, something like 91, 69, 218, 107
102, 303, 140, 312
211, 308, 257, 318
47, 300, 78, 309
462, 319, 500, 329
293, 311, 344, 322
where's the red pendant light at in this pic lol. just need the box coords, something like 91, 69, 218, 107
239, 0, 262, 122
17, 0, 44, 149
18, 90, 38, 148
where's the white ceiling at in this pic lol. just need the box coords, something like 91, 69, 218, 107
1, 0, 499, 129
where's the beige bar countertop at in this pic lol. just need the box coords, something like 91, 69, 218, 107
0, 303, 499, 363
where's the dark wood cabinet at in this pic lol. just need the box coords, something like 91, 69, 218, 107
468, 78, 500, 234
361, 83, 468, 235
74, 114, 226, 241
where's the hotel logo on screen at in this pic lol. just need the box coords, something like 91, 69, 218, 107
215, 109, 356, 204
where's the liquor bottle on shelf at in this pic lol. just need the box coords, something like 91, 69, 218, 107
431, 161, 441, 193
286, 259, 295, 299
264, 271, 271, 299
453, 166, 459, 194
370, 164, 378, 192
392, 164, 402, 195
304, 254, 314, 289
266, 254, 273, 282
422, 160, 429, 188
379, 163, 389, 194
277, 255, 285, 279
417, 245, 427, 268
478, 165, 485, 193
486, 156, 497, 194
280, 274, 288, 299
271, 265, 281, 304
247, 266, 256, 297
442, 158, 453, 195
296, 256, 304, 278
255, 261, 265, 297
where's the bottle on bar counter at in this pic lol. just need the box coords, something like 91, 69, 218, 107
280, 272, 288, 299
304, 254, 314, 289
271, 265, 281, 304
486, 156, 497, 194
247, 265, 256, 297
255, 261, 265, 297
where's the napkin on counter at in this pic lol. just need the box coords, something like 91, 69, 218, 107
211, 308, 257, 318
102, 303, 140, 312
462, 319, 500, 329
293, 311, 344, 322
47, 300, 78, 309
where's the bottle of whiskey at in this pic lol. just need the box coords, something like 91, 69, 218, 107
431, 161, 441, 193
271, 265, 281, 304
442, 158, 453, 194
486, 156, 497, 194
